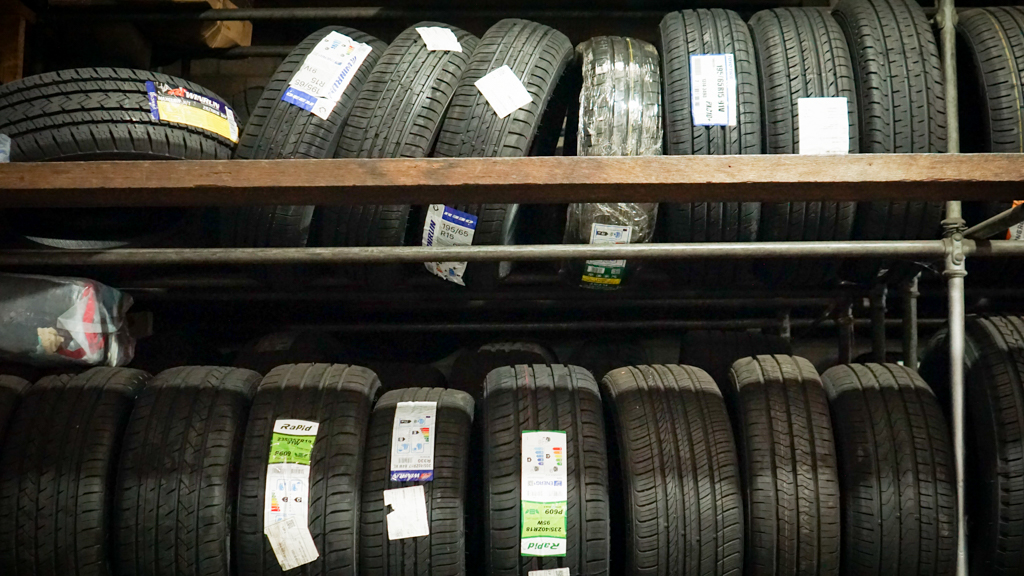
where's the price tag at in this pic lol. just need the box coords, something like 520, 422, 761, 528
529, 570, 571, 576
475, 65, 533, 119
690, 54, 737, 127
390, 401, 438, 482
384, 485, 431, 540
422, 204, 478, 286
416, 27, 463, 52
521, 431, 567, 557
797, 97, 850, 155
0, 134, 10, 162
264, 517, 319, 571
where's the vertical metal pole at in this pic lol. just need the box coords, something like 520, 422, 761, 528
902, 274, 920, 370
871, 285, 888, 363
837, 302, 855, 365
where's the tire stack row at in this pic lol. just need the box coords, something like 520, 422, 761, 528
0, 351, 961, 576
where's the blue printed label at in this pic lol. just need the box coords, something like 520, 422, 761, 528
281, 86, 317, 112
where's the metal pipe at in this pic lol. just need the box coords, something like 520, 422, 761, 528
871, 285, 888, 362
946, 245, 968, 576
903, 274, 920, 370
937, 0, 960, 154
50, 7, 670, 22
965, 202, 1024, 239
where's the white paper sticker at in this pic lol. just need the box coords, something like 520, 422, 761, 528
390, 401, 438, 482
282, 31, 373, 120
475, 65, 533, 119
0, 134, 11, 163
416, 26, 463, 52
529, 570, 571, 576
264, 517, 320, 571
384, 485, 431, 540
797, 97, 850, 155
264, 420, 320, 530
690, 54, 737, 127
521, 431, 568, 556
422, 204, 478, 286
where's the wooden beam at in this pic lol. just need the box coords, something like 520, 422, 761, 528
0, 0, 29, 83
0, 154, 1021, 207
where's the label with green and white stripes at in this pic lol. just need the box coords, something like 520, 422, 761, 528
521, 430, 567, 557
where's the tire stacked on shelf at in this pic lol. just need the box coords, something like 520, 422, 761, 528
432, 19, 576, 289
601, 364, 743, 576
680, 330, 793, 404
480, 364, 610, 575
832, 0, 947, 283
749, 8, 858, 287
321, 23, 480, 288
657, 9, 762, 285
448, 341, 558, 396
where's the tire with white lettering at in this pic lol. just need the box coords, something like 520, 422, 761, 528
433, 19, 575, 289
222, 27, 386, 248
0, 367, 150, 576
0, 375, 29, 444
730, 355, 840, 576
657, 9, 762, 285
360, 387, 474, 576
832, 0, 946, 283
821, 363, 956, 576
750, 8, 858, 287
600, 365, 743, 576
481, 364, 610, 575
114, 366, 260, 576
680, 330, 792, 404
235, 363, 381, 576
448, 341, 558, 396
320, 23, 479, 288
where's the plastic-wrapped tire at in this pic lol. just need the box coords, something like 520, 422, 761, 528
222, 27, 386, 249
448, 341, 558, 396
680, 330, 792, 403
749, 8, 858, 287
601, 365, 743, 576
235, 363, 381, 576
563, 36, 661, 290
319, 23, 479, 288
114, 366, 261, 576
360, 387, 474, 576
832, 0, 946, 283
919, 315, 1024, 575
0, 375, 29, 442
821, 363, 956, 576
0, 367, 150, 576
657, 9, 762, 285
730, 355, 840, 576
481, 364, 610, 575
432, 19, 575, 289
0, 68, 233, 249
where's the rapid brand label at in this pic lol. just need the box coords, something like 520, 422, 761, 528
521, 430, 568, 556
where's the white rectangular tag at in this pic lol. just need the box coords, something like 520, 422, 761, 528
0, 134, 9, 163
264, 419, 320, 530
521, 430, 568, 556
690, 54, 737, 126
797, 97, 850, 155
422, 204, 478, 286
416, 26, 463, 52
390, 401, 438, 482
529, 569, 571, 576
264, 517, 320, 571
283, 31, 373, 120
384, 485, 431, 540
475, 65, 533, 119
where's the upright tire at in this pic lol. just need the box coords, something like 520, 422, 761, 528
360, 387, 474, 576
601, 364, 743, 576
657, 9, 762, 285
222, 27, 386, 249
730, 355, 840, 576
680, 330, 793, 402
321, 23, 480, 288
114, 366, 261, 576
235, 363, 381, 576
832, 0, 946, 282
432, 19, 575, 288
481, 364, 610, 575
821, 363, 956, 576
0, 367, 150, 576
0, 375, 28, 442
448, 341, 558, 396
749, 8, 858, 287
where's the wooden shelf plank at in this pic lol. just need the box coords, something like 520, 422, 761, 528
0, 153, 1021, 207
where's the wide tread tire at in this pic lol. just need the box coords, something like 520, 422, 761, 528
832, 0, 946, 282
481, 364, 610, 576
658, 9, 762, 285
448, 341, 558, 397
0, 367, 150, 576
0, 375, 29, 442
729, 355, 840, 576
114, 366, 261, 576
235, 363, 381, 576
433, 19, 575, 289
360, 387, 474, 576
680, 330, 793, 403
223, 27, 386, 248
750, 8, 858, 287
601, 364, 743, 576
821, 363, 957, 576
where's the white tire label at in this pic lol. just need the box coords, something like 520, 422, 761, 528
582, 224, 632, 288
264, 517, 320, 571
282, 31, 373, 120
521, 430, 567, 557
422, 204, 477, 286
384, 485, 431, 540
416, 26, 463, 52
264, 419, 320, 570
529, 570, 571, 576
797, 97, 850, 155
690, 54, 737, 127
475, 65, 533, 119
390, 401, 438, 482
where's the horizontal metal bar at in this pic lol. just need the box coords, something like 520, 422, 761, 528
965, 202, 1024, 239
0, 241, 949, 265
48, 7, 686, 22
968, 239, 1024, 257
0, 155, 1021, 207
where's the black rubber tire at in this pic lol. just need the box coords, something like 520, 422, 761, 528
918, 315, 1024, 575
228, 85, 265, 130
362, 361, 447, 392
360, 387, 474, 576
114, 366, 261, 576
481, 364, 609, 575
448, 341, 558, 396
233, 330, 346, 375
0, 367, 150, 576
222, 27, 386, 249
657, 9, 762, 285
821, 363, 957, 576
831, 0, 946, 283
0, 375, 29, 443
680, 330, 793, 403
750, 8, 858, 287
729, 354, 840, 576
568, 339, 648, 382
235, 363, 381, 576
600, 364, 743, 576
432, 19, 575, 289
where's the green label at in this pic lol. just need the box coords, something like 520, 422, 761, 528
521, 500, 567, 538
268, 432, 316, 465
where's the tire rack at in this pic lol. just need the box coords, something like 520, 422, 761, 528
0, 1, 1018, 573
